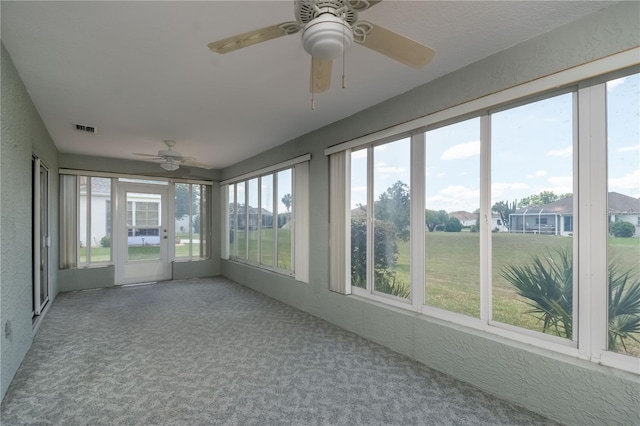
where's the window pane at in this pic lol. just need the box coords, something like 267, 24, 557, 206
373, 138, 411, 299
606, 72, 640, 357
277, 169, 292, 270
228, 185, 236, 257
261, 175, 274, 266
199, 185, 207, 259
127, 193, 161, 261
425, 118, 480, 316
175, 183, 191, 258
191, 184, 201, 258
491, 93, 574, 338
79, 177, 88, 263
89, 178, 111, 262
248, 178, 259, 263
351, 148, 368, 289
236, 182, 247, 260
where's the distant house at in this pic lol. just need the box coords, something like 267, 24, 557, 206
231, 206, 274, 231
509, 192, 640, 236
449, 211, 478, 228
491, 213, 509, 232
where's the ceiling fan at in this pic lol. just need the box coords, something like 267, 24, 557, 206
208, 0, 435, 93
134, 140, 211, 171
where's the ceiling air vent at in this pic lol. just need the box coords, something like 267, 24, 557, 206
73, 123, 97, 134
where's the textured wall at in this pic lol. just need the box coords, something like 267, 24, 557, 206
1, 44, 60, 399
220, 4, 640, 425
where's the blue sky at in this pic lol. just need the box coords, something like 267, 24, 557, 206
351, 72, 639, 213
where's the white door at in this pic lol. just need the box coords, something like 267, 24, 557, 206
32, 156, 50, 316
116, 184, 171, 284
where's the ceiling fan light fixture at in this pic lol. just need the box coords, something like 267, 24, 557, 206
160, 160, 179, 171
302, 14, 353, 60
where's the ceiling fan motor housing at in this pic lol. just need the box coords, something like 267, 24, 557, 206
302, 14, 354, 59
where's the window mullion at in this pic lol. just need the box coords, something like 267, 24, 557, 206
480, 114, 492, 322
577, 82, 609, 359
366, 146, 374, 293
272, 174, 278, 269
410, 132, 425, 310
257, 177, 262, 264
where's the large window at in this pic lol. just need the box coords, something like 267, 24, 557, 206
606, 72, 640, 358
79, 176, 112, 264
174, 183, 210, 260
327, 57, 640, 373
349, 139, 412, 301
62, 174, 211, 267
491, 93, 574, 337
222, 156, 309, 282
425, 118, 480, 316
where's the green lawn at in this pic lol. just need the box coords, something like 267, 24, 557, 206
231, 228, 292, 270
80, 243, 203, 262
402, 231, 638, 356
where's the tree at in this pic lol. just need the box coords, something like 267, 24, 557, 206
518, 191, 571, 208
193, 215, 200, 234
492, 200, 517, 231
376, 181, 410, 241
175, 185, 198, 220
281, 193, 292, 214
445, 217, 463, 232
610, 221, 635, 238
425, 209, 449, 232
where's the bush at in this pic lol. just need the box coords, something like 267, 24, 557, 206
100, 235, 111, 248
351, 218, 408, 297
470, 223, 479, 233
610, 221, 635, 238
445, 217, 462, 232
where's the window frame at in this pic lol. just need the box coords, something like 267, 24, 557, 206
221, 155, 310, 283
326, 49, 640, 374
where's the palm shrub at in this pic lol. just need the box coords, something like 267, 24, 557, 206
501, 249, 573, 338
502, 249, 640, 352
608, 263, 640, 352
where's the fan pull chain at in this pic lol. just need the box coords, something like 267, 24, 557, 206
342, 14, 346, 89
311, 57, 315, 110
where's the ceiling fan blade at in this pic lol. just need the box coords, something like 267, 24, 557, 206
310, 57, 332, 93
348, 0, 383, 12
208, 23, 296, 54
133, 153, 163, 159
359, 23, 435, 69
181, 157, 214, 169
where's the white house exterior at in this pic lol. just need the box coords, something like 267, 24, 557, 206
509, 192, 640, 237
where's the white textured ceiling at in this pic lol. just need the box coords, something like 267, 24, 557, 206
1, 1, 616, 169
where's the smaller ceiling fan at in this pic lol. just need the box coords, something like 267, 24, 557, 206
134, 140, 211, 171
208, 0, 435, 94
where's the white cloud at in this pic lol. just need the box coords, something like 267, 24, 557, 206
526, 170, 547, 178
351, 185, 367, 193
377, 166, 406, 174
544, 176, 573, 194
458, 171, 468, 176
437, 172, 446, 177
607, 77, 627, 91
491, 182, 529, 199
441, 140, 480, 160
427, 185, 479, 211
617, 144, 640, 153
546, 145, 572, 157
351, 150, 367, 159
609, 169, 640, 196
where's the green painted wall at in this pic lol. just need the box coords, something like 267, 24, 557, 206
1, 44, 60, 399
220, 4, 640, 425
